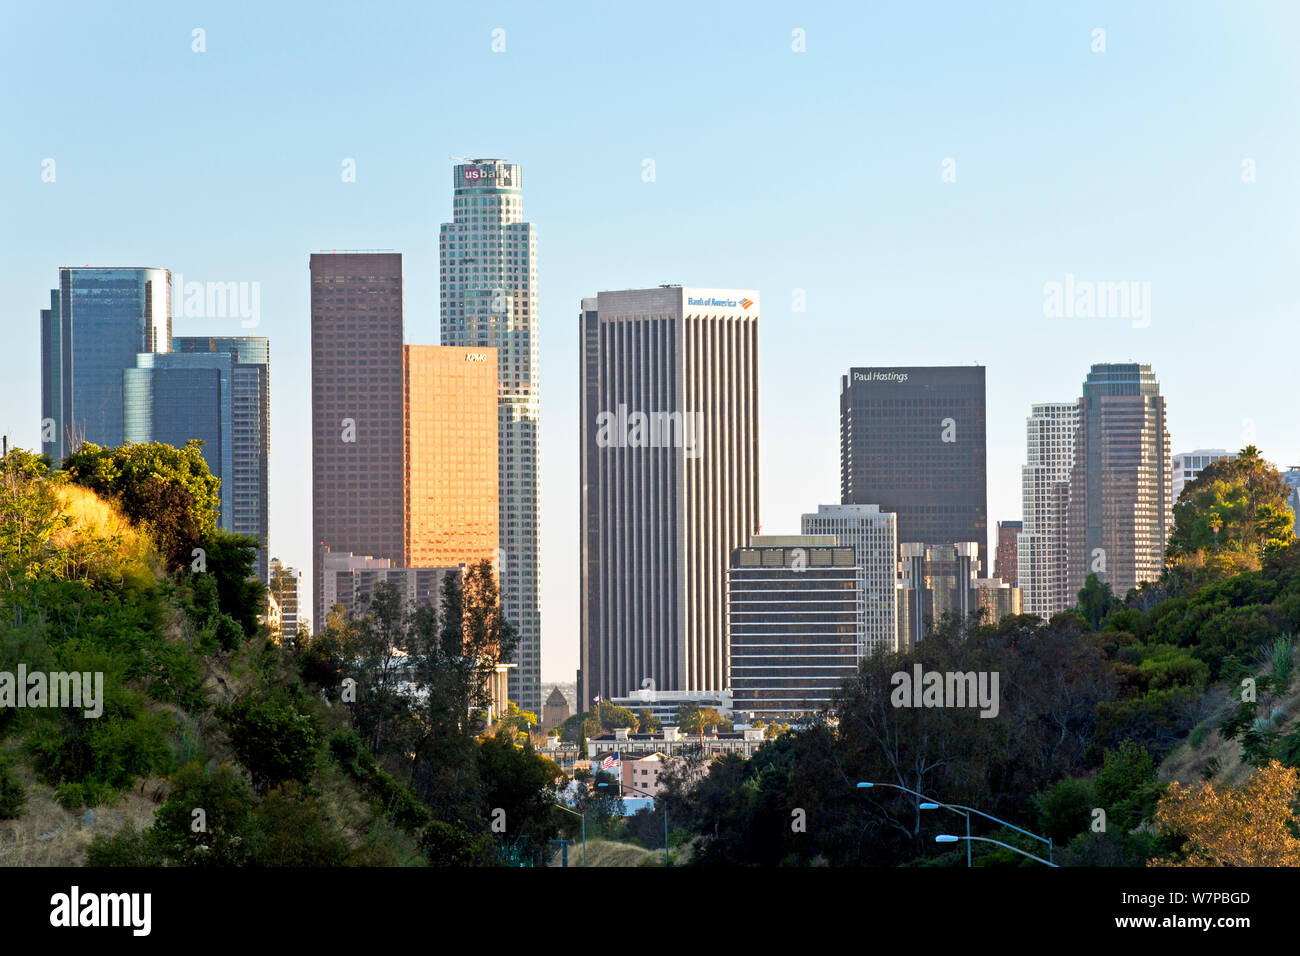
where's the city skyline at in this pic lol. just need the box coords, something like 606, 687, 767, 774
7, 2, 1300, 683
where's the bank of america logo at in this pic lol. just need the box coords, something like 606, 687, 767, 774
740, 298, 754, 310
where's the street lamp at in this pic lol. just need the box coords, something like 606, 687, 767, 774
598, 780, 669, 867
927, 801, 1053, 864
856, 781, 966, 865
858, 781, 1053, 865
553, 802, 586, 867
936, 834, 1058, 867
919, 801, 971, 867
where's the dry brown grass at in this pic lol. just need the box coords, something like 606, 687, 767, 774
0, 761, 164, 867
1159, 681, 1300, 788
50, 485, 146, 554
545, 837, 654, 867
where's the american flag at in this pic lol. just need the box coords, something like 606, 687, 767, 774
601, 753, 620, 771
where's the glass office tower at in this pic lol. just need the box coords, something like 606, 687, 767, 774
840, 366, 988, 573
40, 267, 172, 462
175, 337, 271, 581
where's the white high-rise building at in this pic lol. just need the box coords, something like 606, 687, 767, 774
1018, 402, 1078, 618
578, 286, 760, 707
439, 159, 542, 712
1284, 468, 1300, 521
800, 504, 898, 656
1171, 449, 1237, 503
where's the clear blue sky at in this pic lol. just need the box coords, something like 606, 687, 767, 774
4, 1, 1297, 683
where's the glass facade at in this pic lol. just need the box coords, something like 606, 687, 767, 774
40, 267, 171, 462
404, 345, 500, 569
175, 337, 271, 581
841, 366, 988, 573
728, 544, 858, 718
124, 351, 235, 527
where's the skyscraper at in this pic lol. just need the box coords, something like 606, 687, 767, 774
174, 336, 271, 581
840, 366, 988, 572
1171, 449, 1237, 503
1018, 402, 1078, 618
124, 350, 234, 528
1067, 363, 1171, 597
1284, 467, 1300, 524
310, 252, 405, 627
800, 503, 898, 657
41, 267, 172, 463
268, 557, 302, 640
994, 520, 1022, 587
728, 537, 858, 718
404, 345, 500, 569
439, 159, 541, 712
896, 542, 980, 648
579, 286, 760, 707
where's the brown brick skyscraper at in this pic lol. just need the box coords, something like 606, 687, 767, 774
310, 252, 405, 628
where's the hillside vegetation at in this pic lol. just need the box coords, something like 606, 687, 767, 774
658, 446, 1300, 867
0, 443, 563, 867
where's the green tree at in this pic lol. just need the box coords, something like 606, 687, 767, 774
477, 726, 562, 861
62, 440, 221, 568
1035, 777, 1095, 845
219, 693, 321, 794
0, 755, 27, 819
246, 781, 350, 866
673, 703, 732, 734
1075, 573, 1119, 631
597, 699, 639, 731
1094, 740, 1161, 832
199, 529, 265, 641
1168, 446, 1295, 562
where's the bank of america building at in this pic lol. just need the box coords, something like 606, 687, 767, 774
579, 286, 760, 708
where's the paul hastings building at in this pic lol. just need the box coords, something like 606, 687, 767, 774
841, 366, 988, 572
579, 286, 760, 708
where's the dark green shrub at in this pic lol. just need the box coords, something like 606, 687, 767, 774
219, 695, 320, 793
85, 824, 164, 866
0, 757, 26, 819
246, 781, 350, 866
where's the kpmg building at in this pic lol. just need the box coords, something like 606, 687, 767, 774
840, 366, 988, 572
